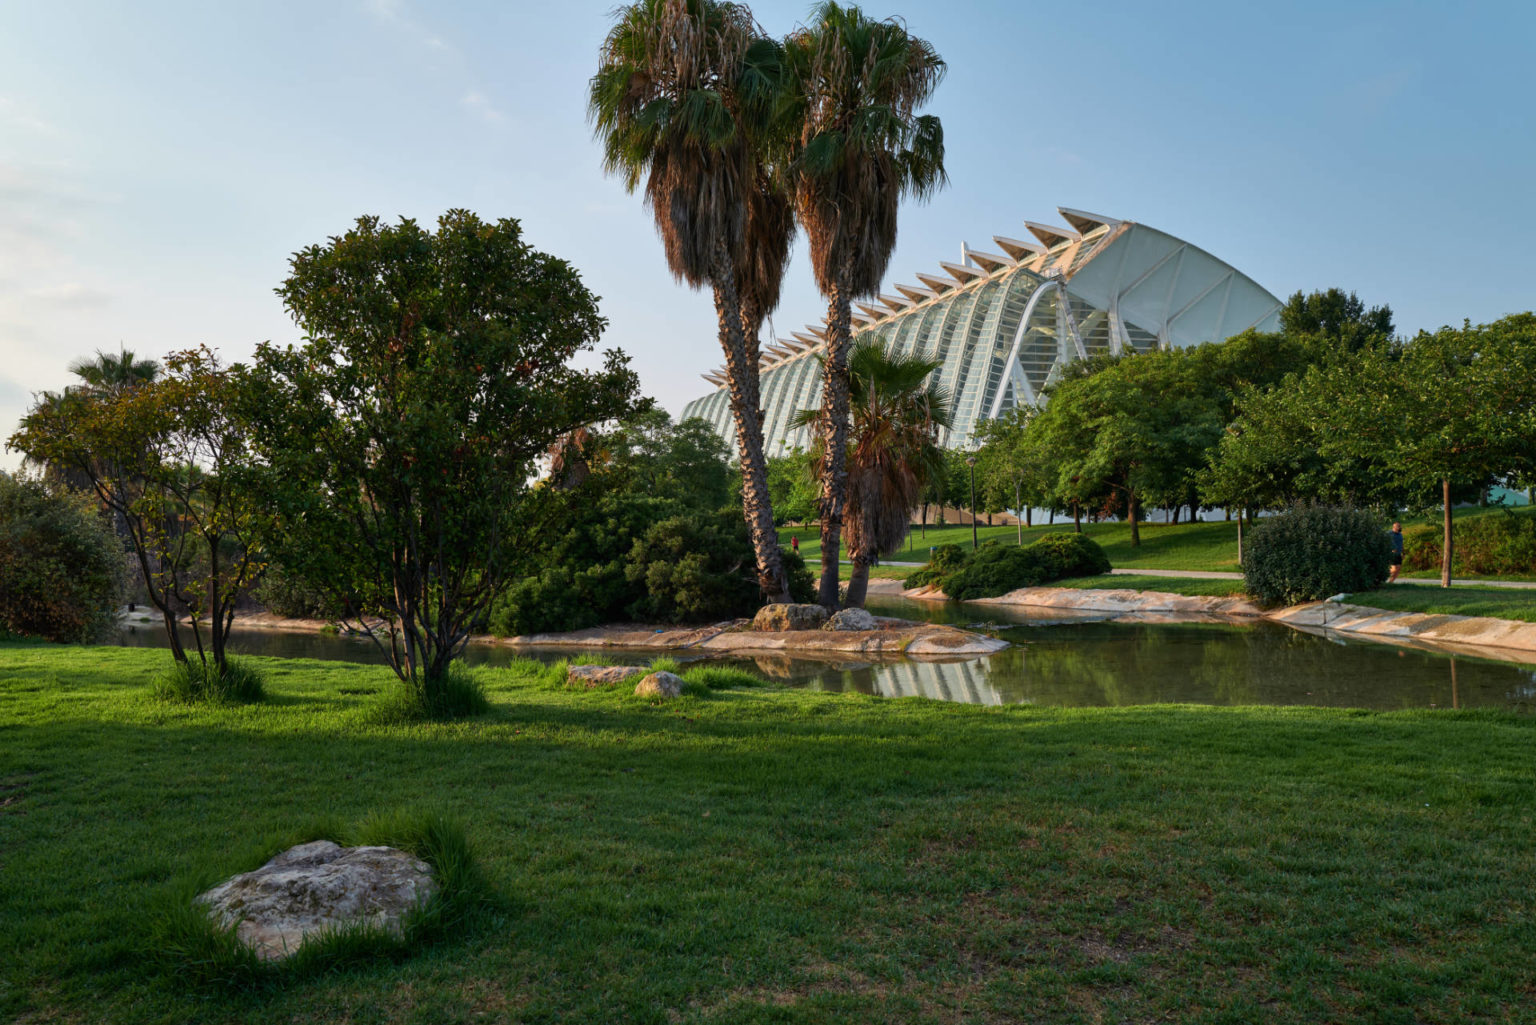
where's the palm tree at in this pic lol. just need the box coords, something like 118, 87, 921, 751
68, 347, 160, 396
792, 342, 951, 607
784, 2, 947, 606
589, 0, 795, 602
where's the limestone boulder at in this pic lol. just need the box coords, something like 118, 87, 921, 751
823, 608, 877, 631
752, 603, 829, 632
635, 670, 684, 698
196, 840, 437, 962
567, 664, 645, 687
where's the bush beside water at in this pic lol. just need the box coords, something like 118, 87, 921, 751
1244, 505, 1391, 606
905, 533, 1112, 600
0, 472, 126, 643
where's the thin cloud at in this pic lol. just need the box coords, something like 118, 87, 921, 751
461, 90, 505, 124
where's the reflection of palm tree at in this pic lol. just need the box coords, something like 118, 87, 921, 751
784, 2, 947, 606
589, 0, 793, 602
793, 342, 950, 606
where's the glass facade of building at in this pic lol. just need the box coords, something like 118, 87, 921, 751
682, 208, 1283, 455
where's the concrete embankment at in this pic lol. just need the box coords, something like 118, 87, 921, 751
502, 618, 1008, 661
879, 580, 1536, 663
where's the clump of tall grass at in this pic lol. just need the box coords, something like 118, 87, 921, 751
372, 661, 490, 722
145, 808, 494, 989
151, 657, 265, 704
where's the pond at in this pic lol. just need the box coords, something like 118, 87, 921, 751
113, 597, 1536, 713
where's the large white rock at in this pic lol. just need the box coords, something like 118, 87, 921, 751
196, 840, 438, 961
634, 670, 684, 698
823, 608, 877, 631
567, 664, 645, 687
752, 603, 828, 632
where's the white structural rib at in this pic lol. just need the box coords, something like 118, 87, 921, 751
1057, 207, 1119, 235
702, 371, 726, 386
856, 302, 888, 321
964, 244, 1013, 272
993, 235, 1044, 261
1025, 221, 1081, 249
894, 283, 936, 303
940, 260, 985, 283
914, 272, 954, 293
792, 331, 821, 347
879, 292, 912, 311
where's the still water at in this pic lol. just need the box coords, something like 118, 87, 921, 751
114, 597, 1536, 713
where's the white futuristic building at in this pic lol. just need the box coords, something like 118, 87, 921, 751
681, 207, 1283, 454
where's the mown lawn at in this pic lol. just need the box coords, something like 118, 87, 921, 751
3, 644, 1534, 1023
1344, 585, 1536, 624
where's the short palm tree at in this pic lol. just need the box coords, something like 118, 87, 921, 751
792, 342, 951, 607
590, 0, 794, 602
784, 2, 947, 606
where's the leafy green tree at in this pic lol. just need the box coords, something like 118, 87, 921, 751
791, 342, 951, 606
1278, 287, 1394, 356
243, 211, 641, 691
589, 0, 794, 602
0, 471, 126, 643
765, 449, 818, 524
784, 2, 947, 607
10, 347, 267, 675
973, 405, 1049, 541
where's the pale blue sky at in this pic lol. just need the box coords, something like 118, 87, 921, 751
2, 1, 1533, 469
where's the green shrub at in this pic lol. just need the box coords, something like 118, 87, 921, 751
1026, 532, 1112, 579
1403, 510, 1536, 576
905, 534, 1113, 600
903, 543, 971, 589
0, 471, 126, 643
1244, 505, 1391, 606
943, 544, 1051, 601
152, 657, 266, 704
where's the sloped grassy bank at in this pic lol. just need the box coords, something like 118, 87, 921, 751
3, 644, 1534, 1024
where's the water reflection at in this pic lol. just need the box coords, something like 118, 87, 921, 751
113, 599, 1536, 713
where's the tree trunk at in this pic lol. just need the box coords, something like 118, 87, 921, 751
1442, 477, 1453, 588
1237, 513, 1244, 568
814, 278, 855, 609
1026, 505, 1033, 528
1015, 481, 1024, 546
920, 503, 927, 537
1128, 491, 1140, 547
1072, 503, 1080, 533
711, 243, 790, 602
845, 555, 871, 609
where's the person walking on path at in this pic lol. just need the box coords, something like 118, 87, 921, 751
791, 535, 799, 555
1388, 522, 1404, 583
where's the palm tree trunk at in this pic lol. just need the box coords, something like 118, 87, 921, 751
1441, 477, 1453, 588
712, 242, 790, 602
845, 555, 871, 608
814, 278, 855, 609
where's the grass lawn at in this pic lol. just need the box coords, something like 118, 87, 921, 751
4, 644, 1535, 1023
1343, 585, 1536, 624
1049, 575, 1250, 598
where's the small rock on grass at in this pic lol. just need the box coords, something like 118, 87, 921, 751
196, 840, 437, 962
635, 671, 684, 698
567, 664, 645, 687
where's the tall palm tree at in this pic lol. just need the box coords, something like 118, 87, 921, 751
67, 347, 160, 396
792, 342, 951, 607
589, 0, 795, 602
784, 2, 947, 607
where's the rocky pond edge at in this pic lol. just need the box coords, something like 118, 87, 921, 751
877, 579, 1536, 665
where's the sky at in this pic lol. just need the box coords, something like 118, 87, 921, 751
2, 0, 1533, 471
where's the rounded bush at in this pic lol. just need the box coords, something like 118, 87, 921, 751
1403, 511, 1536, 576
943, 545, 1049, 601
1244, 505, 1391, 606
1027, 532, 1112, 579
0, 472, 126, 643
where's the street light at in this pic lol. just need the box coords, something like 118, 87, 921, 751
966, 454, 978, 550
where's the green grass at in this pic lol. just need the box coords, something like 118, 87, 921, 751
1341, 584, 1536, 623
1049, 575, 1251, 598
4, 645, 1535, 1023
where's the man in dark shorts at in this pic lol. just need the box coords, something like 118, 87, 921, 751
1388, 521, 1404, 582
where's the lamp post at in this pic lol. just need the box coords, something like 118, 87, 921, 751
966, 454, 978, 550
